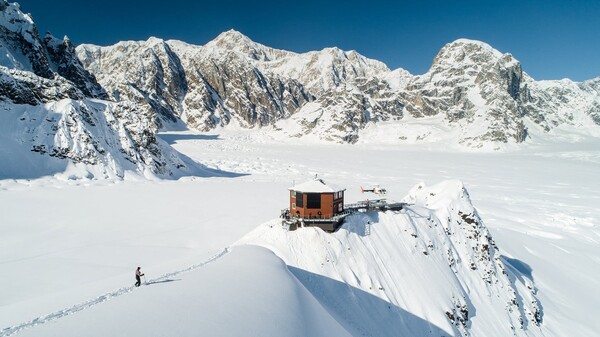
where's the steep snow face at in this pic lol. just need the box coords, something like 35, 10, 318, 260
383, 67, 414, 91
239, 181, 543, 337
0, 99, 210, 179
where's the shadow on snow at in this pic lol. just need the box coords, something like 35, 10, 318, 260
288, 266, 454, 337
158, 133, 221, 145
339, 211, 381, 237
500, 255, 544, 325
146, 278, 182, 285
501, 256, 534, 280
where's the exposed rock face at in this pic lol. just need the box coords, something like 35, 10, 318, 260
280, 80, 404, 143
43, 33, 108, 99
76, 30, 403, 138
0, 67, 84, 104
77, 33, 314, 131
177, 44, 313, 130
77, 31, 599, 147
77, 38, 186, 129
401, 181, 542, 335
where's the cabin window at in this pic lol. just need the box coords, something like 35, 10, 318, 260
292, 203, 296, 209
338, 203, 343, 212
296, 192, 304, 208
306, 193, 321, 209
291, 190, 296, 197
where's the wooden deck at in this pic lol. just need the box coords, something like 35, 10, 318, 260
281, 199, 405, 232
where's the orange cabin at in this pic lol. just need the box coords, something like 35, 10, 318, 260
289, 179, 345, 219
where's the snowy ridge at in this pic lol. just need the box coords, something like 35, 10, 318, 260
239, 181, 543, 337
0, 248, 230, 337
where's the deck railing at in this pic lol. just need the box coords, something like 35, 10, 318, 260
280, 199, 404, 223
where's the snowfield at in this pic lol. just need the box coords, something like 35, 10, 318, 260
1, 130, 599, 337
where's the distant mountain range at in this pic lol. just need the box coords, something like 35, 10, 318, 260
1, 0, 599, 176
76, 30, 600, 147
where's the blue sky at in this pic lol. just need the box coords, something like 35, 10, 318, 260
19, 0, 600, 81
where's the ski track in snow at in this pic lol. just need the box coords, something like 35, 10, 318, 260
0, 248, 231, 337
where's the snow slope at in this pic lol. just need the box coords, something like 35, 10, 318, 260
10, 246, 352, 337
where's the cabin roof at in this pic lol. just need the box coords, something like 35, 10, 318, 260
289, 179, 345, 193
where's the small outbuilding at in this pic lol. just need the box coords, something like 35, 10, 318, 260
289, 178, 345, 220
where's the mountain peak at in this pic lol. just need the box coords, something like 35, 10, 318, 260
209, 29, 254, 47
0, 0, 35, 33
429, 38, 517, 72
146, 36, 165, 45
206, 29, 292, 62
445, 38, 503, 58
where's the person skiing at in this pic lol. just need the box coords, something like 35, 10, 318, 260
135, 267, 144, 287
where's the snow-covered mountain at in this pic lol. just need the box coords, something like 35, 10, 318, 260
76, 30, 600, 147
239, 181, 543, 337
0, 1, 212, 179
